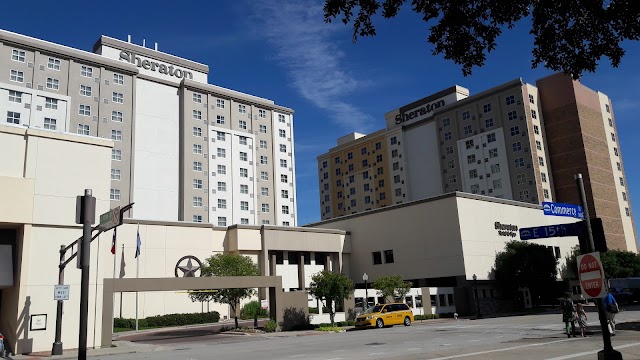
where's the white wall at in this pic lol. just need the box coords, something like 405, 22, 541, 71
404, 121, 443, 200
132, 79, 179, 221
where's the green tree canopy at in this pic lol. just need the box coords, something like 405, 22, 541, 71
189, 253, 260, 328
493, 240, 558, 306
309, 270, 355, 326
565, 247, 640, 279
372, 275, 412, 303
323, 0, 640, 78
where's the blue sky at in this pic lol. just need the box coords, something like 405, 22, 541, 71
2, 0, 639, 232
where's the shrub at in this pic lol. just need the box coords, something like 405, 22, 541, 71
264, 320, 278, 333
308, 307, 319, 314
113, 311, 220, 330
281, 307, 312, 331
414, 314, 440, 321
240, 300, 269, 320
315, 326, 342, 332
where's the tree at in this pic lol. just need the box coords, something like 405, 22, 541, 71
308, 270, 355, 326
372, 275, 412, 302
493, 240, 558, 306
323, 0, 640, 78
188, 253, 260, 329
565, 247, 640, 279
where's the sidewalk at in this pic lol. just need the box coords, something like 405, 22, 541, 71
9, 341, 168, 360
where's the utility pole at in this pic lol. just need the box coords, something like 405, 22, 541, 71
575, 174, 622, 360
51, 245, 65, 355
77, 189, 96, 360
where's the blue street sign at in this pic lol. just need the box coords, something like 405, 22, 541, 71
542, 202, 584, 219
519, 222, 584, 240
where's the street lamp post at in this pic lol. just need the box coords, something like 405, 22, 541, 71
473, 274, 482, 318
363, 273, 369, 308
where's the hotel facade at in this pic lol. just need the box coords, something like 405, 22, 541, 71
0, 29, 297, 227
317, 75, 636, 252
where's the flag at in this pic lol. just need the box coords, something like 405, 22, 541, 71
135, 225, 141, 258
110, 228, 117, 255
119, 244, 126, 278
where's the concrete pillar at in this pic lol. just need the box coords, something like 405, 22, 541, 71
297, 253, 305, 290
324, 253, 331, 272
421, 287, 433, 315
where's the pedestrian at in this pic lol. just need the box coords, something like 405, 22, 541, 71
576, 303, 588, 337
562, 297, 577, 338
603, 291, 619, 336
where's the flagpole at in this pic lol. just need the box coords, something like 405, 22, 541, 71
135, 224, 140, 331
120, 243, 124, 319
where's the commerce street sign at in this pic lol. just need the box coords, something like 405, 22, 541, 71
519, 222, 584, 241
542, 202, 584, 220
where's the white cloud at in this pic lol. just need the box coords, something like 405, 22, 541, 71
250, 0, 375, 133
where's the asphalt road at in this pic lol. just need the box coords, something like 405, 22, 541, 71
104, 308, 640, 360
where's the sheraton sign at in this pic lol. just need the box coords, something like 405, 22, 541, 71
395, 99, 446, 125
119, 50, 193, 80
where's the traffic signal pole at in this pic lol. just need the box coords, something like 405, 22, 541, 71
575, 174, 622, 360
78, 189, 95, 360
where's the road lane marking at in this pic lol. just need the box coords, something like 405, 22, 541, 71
408, 348, 421, 351
326, 358, 342, 360
545, 342, 640, 360
427, 338, 577, 359
468, 340, 479, 342
289, 355, 305, 358
333, 349, 345, 352
369, 353, 384, 356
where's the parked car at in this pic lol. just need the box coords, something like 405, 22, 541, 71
355, 303, 414, 329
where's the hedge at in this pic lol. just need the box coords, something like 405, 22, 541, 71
414, 314, 439, 320
114, 311, 220, 330
240, 300, 269, 320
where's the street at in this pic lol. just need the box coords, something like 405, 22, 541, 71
90, 308, 640, 360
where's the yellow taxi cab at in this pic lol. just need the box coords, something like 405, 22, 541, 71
355, 303, 414, 328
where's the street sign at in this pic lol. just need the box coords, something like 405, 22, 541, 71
54, 285, 70, 301
98, 206, 121, 232
577, 252, 606, 299
519, 222, 583, 240
542, 202, 584, 219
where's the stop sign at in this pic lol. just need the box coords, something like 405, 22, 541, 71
577, 252, 606, 299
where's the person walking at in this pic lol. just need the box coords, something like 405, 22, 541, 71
576, 303, 588, 337
562, 297, 577, 338
603, 291, 619, 336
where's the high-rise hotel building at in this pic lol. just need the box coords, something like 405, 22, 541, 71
0, 29, 297, 226
318, 74, 636, 252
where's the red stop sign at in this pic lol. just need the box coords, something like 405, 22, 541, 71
578, 253, 604, 298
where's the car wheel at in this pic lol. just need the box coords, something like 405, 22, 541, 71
376, 318, 384, 328
404, 316, 411, 326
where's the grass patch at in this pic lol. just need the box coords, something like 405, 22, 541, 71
113, 326, 162, 333
315, 326, 343, 333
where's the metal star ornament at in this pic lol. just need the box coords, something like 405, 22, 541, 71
174, 256, 203, 278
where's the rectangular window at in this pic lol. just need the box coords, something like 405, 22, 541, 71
617, 162, 622, 171
512, 142, 522, 152
281, 174, 288, 183
483, 104, 491, 113
444, 132, 452, 141
217, 148, 226, 158
261, 171, 269, 180
11, 49, 25, 62
448, 160, 455, 169
240, 185, 249, 194
493, 179, 502, 189
261, 187, 269, 196
519, 190, 529, 200
80, 85, 92, 97
112, 111, 123, 123
372, 252, 382, 265
508, 111, 517, 120
278, 114, 286, 123
365, 195, 371, 204
77, 124, 90, 135
193, 110, 202, 120
605, 104, 610, 113
260, 140, 268, 149
622, 192, 627, 202
536, 140, 542, 150
217, 165, 226, 175
465, 140, 474, 149
467, 155, 477, 165
6, 111, 20, 124
193, 144, 202, 154
489, 148, 498, 158
193, 161, 202, 171
193, 197, 203, 207
279, 144, 287, 153
259, 125, 267, 133
384, 250, 394, 263
614, 147, 619, 156
517, 173, 527, 185
377, 167, 384, 175
280, 159, 288, 168
541, 173, 547, 183
43, 117, 57, 130
240, 168, 248, 177
529, 94, 535, 104
515, 158, 524, 168
259, 109, 266, 118
392, 162, 399, 171
376, 154, 383, 162
216, 115, 225, 125
390, 136, 398, 144
217, 182, 226, 191
193, 179, 203, 189
510, 126, 520, 136
625, 208, 630, 216
487, 133, 496, 143
238, 104, 246, 113
282, 206, 290, 214
261, 203, 270, 212
375, 142, 382, 150
193, 215, 203, 223
48, 57, 61, 70
112, 149, 122, 161
241, 201, 249, 211
216, 99, 225, 108
111, 130, 122, 141
260, 155, 268, 165
192, 93, 202, 103
620, 177, 624, 186
485, 118, 494, 128
239, 136, 247, 145
611, 133, 616, 142
79, 104, 91, 116
531, 109, 537, 119
10, 70, 24, 83
110, 189, 120, 201
113, 73, 124, 85
534, 125, 540, 135
609, 118, 613, 127
192, 127, 202, 137
262, 220, 270, 225
279, 129, 286, 138
471, 184, 480, 194
240, 152, 248, 161
45, 97, 58, 109
240, 218, 249, 225
538, 156, 545, 166
464, 125, 472, 135
469, 169, 478, 179
218, 199, 227, 209
281, 189, 289, 198
506, 95, 515, 105
491, 164, 500, 174
544, 189, 550, 199
462, 111, 471, 120
81, 66, 92, 78
361, 147, 367, 155
239, 120, 247, 129
46, 78, 59, 90
446, 146, 454, 155
218, 217, 227, 226
111, 169, 121, 180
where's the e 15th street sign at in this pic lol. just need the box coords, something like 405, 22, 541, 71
542, 202, 584, 219
519, 222, 583, 240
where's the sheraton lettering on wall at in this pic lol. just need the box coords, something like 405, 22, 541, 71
395, 99, 446, 125
119, 51, 193, 79
495, 222, 518, 237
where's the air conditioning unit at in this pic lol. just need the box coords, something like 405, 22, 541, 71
105, 79, 110, 85
26, 83, 32, 88
480, 175, 484, 179
477, 160, 482, 164
211, 155, 216, 159
204, 120, 208, 124
488, 189, 493, 194
476, 145, 480, 149
24, 103, 31, 109
39, 64, 45, 71
211, 207, 216, 211
211, 172, 216, 176
103, 99, 109, 104
37, 85, 44, 90
487, 174, 491, 178
249, 161, 253, 165
36, 105, 42, 111
28, 62, 34, 68
481, 190, 486, 195
102, 117, 108, 123
94, 77, 100, 83
92, 116, 98, 121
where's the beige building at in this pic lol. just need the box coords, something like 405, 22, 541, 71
317, 75, 637, 252
0, 29, 297, 228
